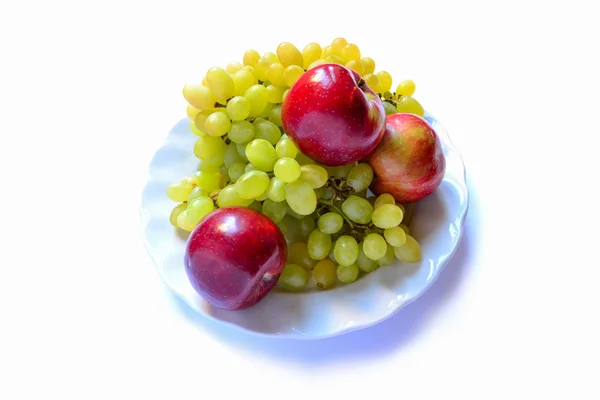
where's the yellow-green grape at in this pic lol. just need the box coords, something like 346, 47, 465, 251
258, 102, 275, 118
383, 101, 397, 115
268, 105, 282, 127
395, 96, 425, 117
184, 175, 200, 187
253, 61, 268, 82
166, 180, 193, 202
361, 57, 375, 74
266, 85, 285, 104
393, 235, 421, 263
280, 264, 308, 289
262, 199, 288, 223
337, 263, 359, 284
187, 186, 207, 203
376, 71, 393, 93
285, 180, 317, 216
330, 37, 348, 55
302, 42, 322, 69
298, 216, 316, 238
194, 171, 221, 192
274, 157, 301, 183
169, 203, 188, 227
372, 204, 404, 229
193, 134, 226, 160
277, 42, 303, 67
199, 153, 224, 172
225, 96, 251, 121
226, 61, 243, 74
228, 162, 245, 182
244, 84, 268, 117
186, 196, 215, 224
307, 229, 332, 260
217, 185, 252, 207
267, 177, 286, 202
356, 242, 378, 272
186, 104, 201, 120
266, 63, 286, 86
363, 233, 388, 260
236, 143, 248, 161
248, 201, 262, 212
261, 52, 279, 65
286, 207, 305, 220
384, 226, 407, 247
363, 73, 380, 93
317, 212, 343, 234
206, 67, 234, 102
345, 59, 365, 76
374, 193, 395, 208
190, 121, 204, 137
275, 137, 298, 159
347, 163, 374, 192
245, 162, 258, 172
204, 111, 230, 137
308, 59, 327, 70
233, 171, 268, 200
312, 259, 337, 289
283, 65, 304, 87
399, 224, 410, 234
177, 211, 197, 232
299, 164, 328, 188
183, 83, 215, 110
321, 46, 334, 58
377, 245, 395, 267
334, 235, 359, 266
325, 54, 344, 64
341, 43, 361, 63
252, 118, 281, 145
255, 190, 269, 201
193, 110, 212, 134
228, 120, 255, 144
397, 203, 406, 214
288, 242, 316, 270
243, 49, 260, 66
396, 79, 416, 97
341, 195, 373, 224
296, 152, 315, 165
245, 138, 277, 171
232, 69, 255, 97
327, 163, 355, 179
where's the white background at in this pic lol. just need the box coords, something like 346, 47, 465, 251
1, 0, 599, 398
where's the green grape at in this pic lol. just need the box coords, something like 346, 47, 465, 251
314, 187, 326, 199
204, 111, 231, 137
217, 185, 252, 207
236, 143, 249, 161
232, 69, 255, 96
276, 42, 303, 67
266, 63, 285, 86
267, 177, 286, 202
341, 195, 373, 224
206, 67, 234, 102
262, 199, 288, 223
384, 226, 407, 247
283, 65, 304, 87
274, 157, 301, 183
243, 49, 260, 66
345, 59, 365, 75
186, 196, 215, 224
166, 180, 194, 202
327, 247, 337, 263
199, 152, 224, 172
299, 164, 328, 188
266, 84, 285, 104
186, 104, 201, 121
347, 163, 374, 192
383, 101, 397, 115
363, 73, 380, 92
393, 235, 421, 263
285, 180, 317, 216
257, 102, 275, 119
189, 121, 204, 137
194, 135, 226, 160
255, 190, 269, 201
372, 204, 404, 229
395, 96, 425, 117
252, 118, 281, 145
183, 84, 215, 110
307, 229, 332, 261
169, 203, 188, 227
219, 166, 229, 186
280, 264, 308, 289
245, 163, 258, 172
356, 242, 378, 272
295, 152, 315, 166
288, 242, 316, 270
363, 233, 387, 260
396, 79, 416, 97
228, 162, 246, 182
228, 121, 255, 144
336, 263, 359, 284
286, 207, 305, 220
333, 236, 359, 267
225, 96, 251, 121
374, 193, 395, 208
177, 211, 197, 232
224, 143, 243, 167
376, 71, 393, 93
312, 259, 337, 290
235, 170, 269, 199
268, 105, 282, 127
341, 43, 361, 62
298, 216, 316, 239
275, 137, 298, 158
247, 201, 262, 212
377, 245, 395, 267
187, 186, 207, 203
318, 212, 344, 234
245, 138, 277, 171
226, 61, 243, 74
193, 110, 213, 134
302, 42, 322, 69
327, 163, 355, 179
244, 84, 268, 116
398, 224, 410, 234
361, 57, 375, 74
194, 171, 221, 192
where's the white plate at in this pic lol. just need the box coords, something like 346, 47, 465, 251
140, 113, 468, 339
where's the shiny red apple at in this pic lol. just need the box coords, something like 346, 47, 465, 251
184, 207, 287, 310
281, 63, 385, 166
366, 113, 446, 203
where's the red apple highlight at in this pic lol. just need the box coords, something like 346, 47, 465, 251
281, 63, 385, 166
184, 207, 287, 310
366, 113, 446, 203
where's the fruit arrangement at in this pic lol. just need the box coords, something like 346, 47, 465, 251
165, 37, 446, 310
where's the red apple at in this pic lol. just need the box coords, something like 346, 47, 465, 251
281, 63, 385, 166
366, 113, 446, 203
184, 207, 287, 310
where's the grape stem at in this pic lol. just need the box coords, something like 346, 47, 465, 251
318, 199, 355, 230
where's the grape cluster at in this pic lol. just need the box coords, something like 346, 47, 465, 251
167, 37, 424, 291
